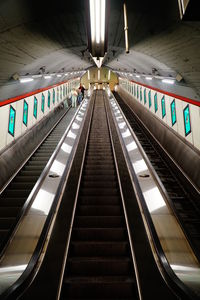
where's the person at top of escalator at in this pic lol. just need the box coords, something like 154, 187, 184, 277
79, 84, 85, 98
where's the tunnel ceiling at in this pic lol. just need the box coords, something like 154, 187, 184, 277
0, 0, 200, 101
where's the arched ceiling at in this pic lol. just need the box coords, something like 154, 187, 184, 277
0, 0, 200, 101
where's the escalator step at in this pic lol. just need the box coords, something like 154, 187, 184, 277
62, 276, 136, 299
74, 216, 125, 228
10, 182, 35, 190
0, 198, 26, 207
82, 175, 117, 182
0, 218, 16, 229
66, 257, 132, 276
80, 188, 118, 197
77, 205, 122, 216
69, 241, 129, 256
2, 189, 30, 198
14, 176, 39, 183
81, 181, 118, 188
79, 196, 120, 205
72, 228, 127, 241
0, 207, 20, 217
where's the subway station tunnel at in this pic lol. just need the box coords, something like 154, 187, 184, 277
0, 0, 200, 299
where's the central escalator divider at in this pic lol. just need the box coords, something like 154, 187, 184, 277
61, 91, 138, 299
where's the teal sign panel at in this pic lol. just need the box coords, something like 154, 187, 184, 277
23, 100, 28, 126
161, 96, 166, 118
144, 88, 146, 104
53, 89, 55, 104
171, 99, 176, 126
148, 91, 151, 108
41, 93, 45, 112
183, 105, 191, 136
33, 97, 38, 119
8, 106, 16, 136
154, 93, 158, 112
48, 91, 50, 108
140, 87, 142, 102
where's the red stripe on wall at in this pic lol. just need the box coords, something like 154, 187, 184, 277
128, 79, 200, 107
0, 78, 78, 108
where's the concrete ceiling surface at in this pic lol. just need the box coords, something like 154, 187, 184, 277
0, 0, 200, 101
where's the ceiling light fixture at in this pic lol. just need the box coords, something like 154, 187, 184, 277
146, 77, 152, 80
108, 70, 111, 80
162, 79, 175, 84
89, 0, 106, 45
19, 78, 34, 83
44, 75, 52, 79
88, 70, 90, 80
89, 0, 107, 62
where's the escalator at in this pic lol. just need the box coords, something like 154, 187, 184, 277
0, 107, 75, 253
60, 91, 139, 299
113, 91, 200, 262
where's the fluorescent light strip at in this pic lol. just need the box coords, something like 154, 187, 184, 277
44, 75, 52, 79
101, 0, 106, 42
20, 78, 34, 83
162, 79, 175, 84
98, 69, 100, 80
90, 0, 106, 45
108, 70, 111, 80
95, 0, 100, 44
146, 77, 152, 80
89, 0, 95, 43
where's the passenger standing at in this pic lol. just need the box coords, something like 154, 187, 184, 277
79, 84, 85, 99
77, 89, 83, 105
71, 88, 78, 108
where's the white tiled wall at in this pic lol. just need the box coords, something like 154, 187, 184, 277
119, 78, 200, 151
0, 79, 79, 153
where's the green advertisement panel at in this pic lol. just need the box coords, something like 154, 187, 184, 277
161, 96, 166, 118
53, 89, 55, 104
183, 105, 191, 136
33, 97, 38, 119
8, 106, 16, 136
171, 99, 176, 126
148, 91, 151, 108
23, 100, 28, 126
144, 88, 146, 104
48, 91, 50, 108
41, 93, 45, 112
154, 93, 158, 112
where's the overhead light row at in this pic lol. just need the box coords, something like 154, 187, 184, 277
117, 71, 176, 85
19, 71, 85, 83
